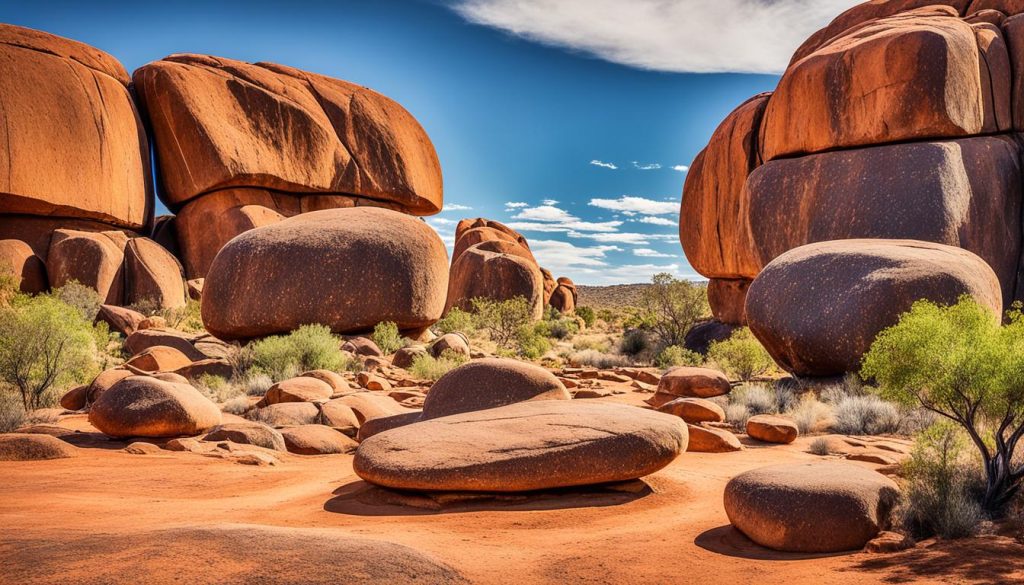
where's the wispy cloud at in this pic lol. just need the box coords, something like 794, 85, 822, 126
636, 216, 676, 227
542, 199, 560, 206
590, 159, 618, 170
449, 0, 860, 74
505, 201, 529, 208
530, 239, 622, 273
589, 196, 678, 215
633, 161, 661, 170
672, 165, 690, 172
443, 203, 473, 211
566, 263, 702, 285
507, 220, 622, 233
569, 231, 678, 245
633, 248, 673, 258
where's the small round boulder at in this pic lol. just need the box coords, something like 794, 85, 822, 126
724, 462, 900, 552
746, 415, 799, 444
421, 358, 569, 420
88, 376, 222, 438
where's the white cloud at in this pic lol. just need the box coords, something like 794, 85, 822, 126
443, 203, 473, 211
633, 248, 673, 258
450, 0, 859, 74
565, 263, 703, 285
589, 196, 678, 215
633, 162, 661, 170
590, 159, 618, 170
428, 217, 457, 226
507, 220, 622, 233
637, 216, 676, 227
505, 201, 529, 208
672, 165, 690, 172
542, 199, 560, 206
569, 231, 678, 245
512, 204, 576, 222
530, 239, 622, 274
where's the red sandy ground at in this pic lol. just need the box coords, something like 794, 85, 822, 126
2, 412, 1023, 583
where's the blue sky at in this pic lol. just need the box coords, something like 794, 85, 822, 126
1, 0, 858, 284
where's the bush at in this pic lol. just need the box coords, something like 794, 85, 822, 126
788, 395, 834, 434
0, 293, 99, 409
221, 395, 251, 415
575, 305, 596, 328
832, 395, 902, 435
432, 307, 475, 336
410, 350, 468, 381
51, 280, 103, 321
619, 329, 650, 357
901, 422, 985, 539
250, 324, 347, 381
162, 299, 204, 333
636, 273, 709, 347
372, 321, 403, 355
192, 374, 245, 404
706, 328, 773, 381
516, 324, 553, 360
724, 403, 751, 427
568, 349, 630, 369
544, 317, 579, 340
0, 389, 26, 433
240, 373, 274, 397
808, 437, 832, 456
655, 345, 703, 368
732, 384, 776, 416
471, 296, 533, 349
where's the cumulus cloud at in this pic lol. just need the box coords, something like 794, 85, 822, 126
569, 231, 676, 245
449, 0, 859, 74
589, 196, 678, 215
443, 203, 473, 211
633, 248, 673, 258
672, 165, 690, 172
507, 220, 622, 233
512, 204, 576, 222
637, 216, 676, 227
590, 160, 618, 170
505, 201, 529, 208
530, 240, 622, 273
568, 263, 703, 285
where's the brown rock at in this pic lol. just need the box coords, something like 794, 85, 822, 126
320, 400, 361, 434
0, 24, 151, 230
549, 284, 576, 314
865, 531, 915, 553
393, 345, 428, 368
300, 370, 349, 394
123, 237, 186, 309
88, 376, 222, 438
707, 279, 750, 325
0, 239, 46, 293
85, 368, 134, 403
95, 304, 146, 336
763, 7, 1009, 161
280, 424, 358, 455
685, 320, 738, 355
124, 441, 162, 455
204, 422, 286, 451
540, 267, 557, 304
124, 345, 193, 373
745, 239, 1003, 376
124, 328, 206, 361
186, 278, 204, 300
262, 377, 333, 405
333, 392, 414, 424
446, 240, 544, 320
138, 316, 167, 330
452, 226, 536, 266
249, 402, 320, 427
430, 332, 470, 358
686, 425, 742, 453
201, 208, 448, 340
651, 367, 731, 405
342, 337, 383, 357
46, 229, 125, 304
746, 415, 799, 444
724, 462, 900, 552
173, 358, 233, 381
355, 411, 422, 441
59, 384, 88, 411
657, 397, 725, 424
421, 358, 569, 420
357, 371, 392, 392
0, 433, 78, 461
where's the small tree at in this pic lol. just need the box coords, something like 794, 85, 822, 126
707, 327, 773, 382
372, 321, 403, 354
862, 297, 1024, 514
0, 294, 98, 409
470, 296, 532, 350
638, 273, 708, 347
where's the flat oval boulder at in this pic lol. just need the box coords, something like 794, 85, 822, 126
724, 462, 900, 552
124, 345, 193, 373
649, 367, 731, 406
746, 415, 799, 444
204, 422, 286, 451
657, 397, 725, 424
0, 433, 78, 461
745, 239, 1003, 376
354, 400, 688, 492
686, 425, 742, 453
261, 377, 333, 405
88, 376, 222, 438
421, 358, 569, 420
280, 424, 358, 455
248, 402, 320, 427
201, 207, 449, 340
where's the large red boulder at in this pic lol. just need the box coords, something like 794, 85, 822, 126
0, 239, 46, 293
445, 239, 544, 320
46, 230, 126, 304
88, 376, 222, 438
123, 237, 187, 309
745, 240, 1003, 376
202, 207, 448, 340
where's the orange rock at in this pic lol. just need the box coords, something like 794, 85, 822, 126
124, 345, 193, 373
95, 305, 146, 336
332, 392, 414, 424
707, 279, 750, 325
262, 377, 333, 405
746, 415, 799, 444
686, 425, 742, 453
540, 267, 557, 304
299, 370, 349, 394
355, 411, 422, 442
0, 433, 78, 461
85, 368, 134, 404
549, 284, 576, 314
248, 402, 320, 427
204, 422, 286, 452
445, 240, 544, 320
201, 207, 448, 340
357, 372, 392, 392
452, 226, 536, 266
280, 424, 358, 455
59, 384, 88, 411
0, 239, 46, 293
89, 376, 222, 438
421, 358, 569, 420
429, 333, 470, 358
342, 337, 383, 357
123, 237, 186, 309
651, 367, 731, 404
0, 24, 151, 230
657, 397, 725, 424
46, 229, 125, 304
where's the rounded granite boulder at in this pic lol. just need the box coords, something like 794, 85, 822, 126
354, 400, 688, 492
201, 207, 449, 340
421, 358, 570, 420
88, 376, 222, 438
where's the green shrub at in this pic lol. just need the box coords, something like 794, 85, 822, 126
372, 321, 403, 355
901, 422, 984, 539
568, 349, 630, 369
861, 296, 1024, 513
596, 308, 618, 325
163, 299, 204, 333
655, 345, 703, 368
0, 389, 26, 433
619, 329, 650, 357
575, 305, 596, 328
470, 296, 533, 349
251, 324, 347, 381
707, 328, 773, 381
832, 395, 902, 435
0, 293, 99, 409
517, 324, 552, 360
410, 350, 468, 381
637, 273, 709, 347
433, 307, 476, 336
52, 280, 103, 321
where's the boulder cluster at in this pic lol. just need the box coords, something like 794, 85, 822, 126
681, 0, 1024, 376
445, 218, 579, 319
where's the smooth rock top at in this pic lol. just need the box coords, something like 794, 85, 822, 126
354, 400, 688, 492
655, 367, 732, 400
201, 207, 449, 340
133, 54, 442, 213
0, 433, 78, 461
422, 358, 569, 420
724, 462, 900, 552
88, 376, 222, 438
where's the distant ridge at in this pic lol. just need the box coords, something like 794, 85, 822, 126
577, 283, 651, 310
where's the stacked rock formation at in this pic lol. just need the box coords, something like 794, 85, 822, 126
680, 0, 1024, 375
0, 25, 186, 308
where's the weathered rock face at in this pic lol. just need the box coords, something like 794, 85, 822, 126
123, 237, 187, 309
746, 240, 1003, 377
421, 358, 570, 420
445, 236, 544, 320
707, 279, 750, 325
724, 462, 900, 552
0, 433, 78, 461
133, 54, 442, 277
46, 230, 126, 304
549, 277, 578, 314
88, 376, 222, 438
354, 400, 688, 492
649, 367, 731, 407
746, 415, 799, 444
201, 207, 449, 340
0, 239, 46, 293
0, 24, 151, 230
280, 424, 358, 455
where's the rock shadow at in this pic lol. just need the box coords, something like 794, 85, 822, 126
324, 478, 653, 516
849, 536, 1024, 585
694, 525, 853, 561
